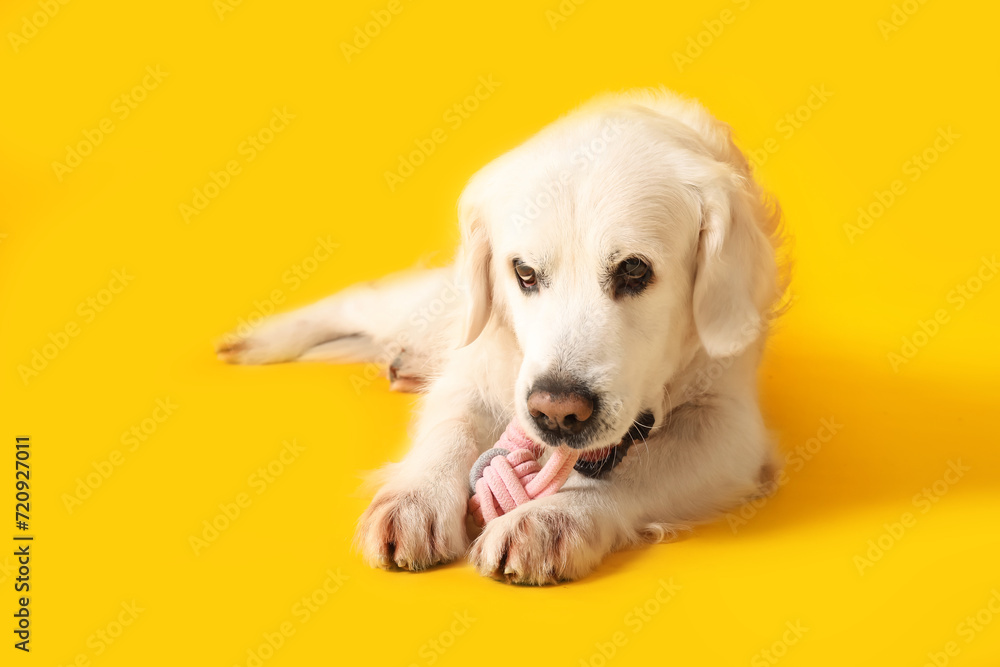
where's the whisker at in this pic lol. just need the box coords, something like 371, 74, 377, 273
630, 416, 652, 469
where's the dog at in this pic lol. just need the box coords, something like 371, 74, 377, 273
217, 88, 787, 584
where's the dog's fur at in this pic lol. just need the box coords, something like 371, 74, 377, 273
218, 89, 787, 584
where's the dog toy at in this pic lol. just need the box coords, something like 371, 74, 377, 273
468, 420, 580, 526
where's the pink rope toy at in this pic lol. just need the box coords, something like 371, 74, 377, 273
468, 420, 580, 526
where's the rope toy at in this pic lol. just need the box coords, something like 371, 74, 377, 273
468, 420, 580, 526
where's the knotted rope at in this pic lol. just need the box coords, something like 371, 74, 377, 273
468, 420, 580, 526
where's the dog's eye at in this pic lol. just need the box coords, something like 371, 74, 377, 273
622, 257, 649, 280
513, 260, 538, 292
614, 257, 652, 297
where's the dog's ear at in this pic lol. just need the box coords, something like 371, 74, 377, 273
455, 194, 493, 347
692, 173, 777, 358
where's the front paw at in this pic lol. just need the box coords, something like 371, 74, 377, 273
355, 486, 467, 571
468, 501, 605, 585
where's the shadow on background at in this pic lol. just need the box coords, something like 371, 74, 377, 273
710, 342, 1000, 539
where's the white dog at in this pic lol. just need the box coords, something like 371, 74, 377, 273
218, 88, 787, 584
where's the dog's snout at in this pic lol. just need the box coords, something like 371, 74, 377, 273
527, 388, 595, 436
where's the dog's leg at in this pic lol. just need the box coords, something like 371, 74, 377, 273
354, 355, 501, 570
216, 266, 459, 386
468, 482, 644, 585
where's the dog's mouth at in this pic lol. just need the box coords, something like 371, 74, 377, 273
572, 411, 655, 479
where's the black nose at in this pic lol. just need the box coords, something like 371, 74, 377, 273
527, 387, 595, 436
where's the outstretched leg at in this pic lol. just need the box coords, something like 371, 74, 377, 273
216, 266, 460, 389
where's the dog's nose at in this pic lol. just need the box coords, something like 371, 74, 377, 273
527, 389, 594, 436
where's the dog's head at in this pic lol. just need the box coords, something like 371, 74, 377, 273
456, 93, 780, 454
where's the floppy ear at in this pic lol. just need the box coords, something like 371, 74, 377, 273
455, 196, 493, 347
692, 173, 777, 358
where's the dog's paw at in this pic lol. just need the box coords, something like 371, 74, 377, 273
387, 350, 429, 393
215, 314, 312, 365
355, 487, 467, 571
468, 502, 604, 585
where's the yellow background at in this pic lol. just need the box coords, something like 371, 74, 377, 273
2, 0, 999, 665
